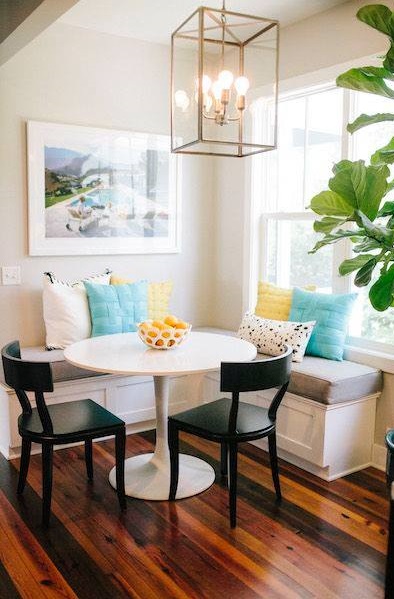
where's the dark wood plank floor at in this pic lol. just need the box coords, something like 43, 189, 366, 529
0, 431, 388, 598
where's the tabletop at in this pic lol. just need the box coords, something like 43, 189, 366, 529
64, 331, 257, 376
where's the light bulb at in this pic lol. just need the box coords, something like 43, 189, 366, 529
174, 89, 189, 111
204, 94, 213, 112
235, 76, 250, 95
218, 69, 234, 90
202, 75, 212, 94
212, 80, 222, 100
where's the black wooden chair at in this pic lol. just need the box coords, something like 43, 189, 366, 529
385, 429, 394, 598
1, 340, 127, 526
168, 345, 292, 527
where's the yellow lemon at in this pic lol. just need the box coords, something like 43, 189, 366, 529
175, 321, 188, 329
152, 320, 166, 330
155, 339, 164, 347
148, 330, 158, 338
164, 314, 178, 327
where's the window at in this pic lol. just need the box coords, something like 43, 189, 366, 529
252, 81, 394, 352
348, 92, 394, 348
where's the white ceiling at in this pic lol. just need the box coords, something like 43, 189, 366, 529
60, 0, 349, 45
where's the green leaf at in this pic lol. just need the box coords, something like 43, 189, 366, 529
327, 161, 388, 220
309, 229, 363, 253
353, 238, 383, 253
313, 217, 348, 234
352, 160, 367, 203
371, 137, 394, 165
369, 264, 394, 310
332, 160, 353, 174
378, 200, 394, 216
329, 162, 359, 207
388, 179, 394, 192
354, 257, 378, 286
355, 210, 394, 245
355, 66, 394, 79
310, 190, 354, 217
347, 112, 394, 133
383, 41, 394, 72
361, 164, 390, 219
339, 254, 377, 276
357, 5, 393, 35
336, 68, 394, 99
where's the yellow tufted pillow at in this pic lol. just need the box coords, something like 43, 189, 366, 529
255, 282, 316, 321
111, 275, 173, 321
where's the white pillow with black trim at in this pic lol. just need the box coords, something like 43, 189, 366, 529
43, 270, 111, 350
237, 312, 315, 363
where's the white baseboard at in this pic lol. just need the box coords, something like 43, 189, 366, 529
372, 443, 387, 472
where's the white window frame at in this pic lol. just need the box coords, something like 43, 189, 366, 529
243, 52, 394, 360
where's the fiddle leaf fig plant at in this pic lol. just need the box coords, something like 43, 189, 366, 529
309, 4, 394, 312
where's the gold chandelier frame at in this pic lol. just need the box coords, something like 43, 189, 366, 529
171, 5, 279, 157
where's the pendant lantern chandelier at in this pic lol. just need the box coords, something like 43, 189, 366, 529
171, 1, 279, 157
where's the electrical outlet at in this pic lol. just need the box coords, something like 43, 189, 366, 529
2, 266, 21, 285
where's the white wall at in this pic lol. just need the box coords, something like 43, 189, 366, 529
0, 22, 215, 347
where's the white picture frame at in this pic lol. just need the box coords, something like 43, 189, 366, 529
27, 120, 181, 256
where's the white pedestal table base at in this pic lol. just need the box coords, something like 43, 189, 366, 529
109, 453, 215, 500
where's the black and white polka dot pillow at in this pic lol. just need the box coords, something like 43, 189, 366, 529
237, 312, 316, 363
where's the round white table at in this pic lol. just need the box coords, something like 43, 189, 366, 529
64, 331, 256, 501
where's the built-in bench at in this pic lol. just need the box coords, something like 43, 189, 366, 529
0, 328, 382, 480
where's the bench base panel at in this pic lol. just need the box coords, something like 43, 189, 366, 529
0, 370, 379, 481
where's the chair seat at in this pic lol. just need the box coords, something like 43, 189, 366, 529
170, 398, 275, 440
19, 399, 124, 442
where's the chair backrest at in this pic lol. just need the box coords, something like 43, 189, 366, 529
220, 345, 292, 431
2, 341, 54, 433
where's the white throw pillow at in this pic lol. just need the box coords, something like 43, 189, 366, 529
43, 270, 111, 349
237, 312, 315, 363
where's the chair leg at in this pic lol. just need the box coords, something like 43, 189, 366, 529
42, 443, 53, 527
268, 432, 282, 502
115, 429, 127, 511
229, 443, 238, 528
386, 492, 394, 598
85, 439, 94, 481
168, 422, 179, 501
17, 438, 31, 494
221, 442, 228, 476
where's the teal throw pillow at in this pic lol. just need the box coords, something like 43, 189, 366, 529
84, 281, 148, 337
289, 288, 357, 361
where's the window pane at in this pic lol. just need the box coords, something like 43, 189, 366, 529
349, 283, 394, 346
276, 97, 306, 212
265, 219, 332, 291
304, 88, 343, 201
352, 92, 394, 162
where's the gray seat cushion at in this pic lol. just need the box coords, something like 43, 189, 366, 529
0, 346, 104, 385
196, 327, 382, 405
288, 356, 381, 405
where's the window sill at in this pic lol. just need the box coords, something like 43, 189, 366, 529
344, 345, 394, 375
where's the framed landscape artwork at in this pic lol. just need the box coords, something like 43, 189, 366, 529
27, 121, 181, 255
